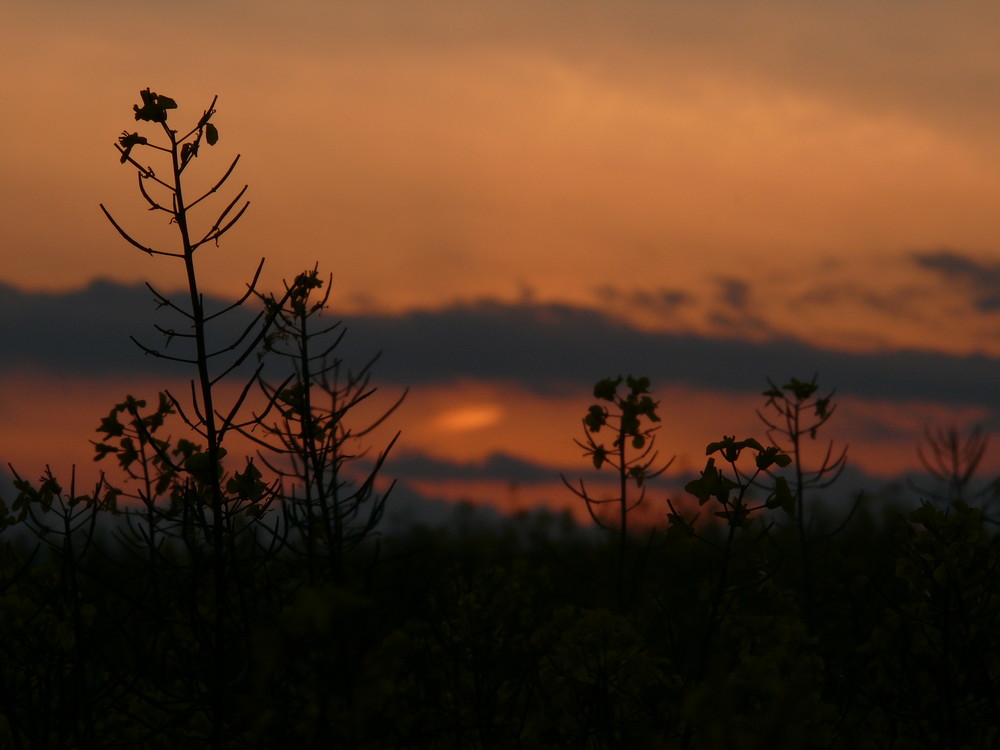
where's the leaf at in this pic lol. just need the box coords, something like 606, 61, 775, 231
815, 396, 830, 418
593, 377, 621, 401
294, 269, 323, 290
185, 448, 227, 483
103, 487, 121, 513
245, 504, 267, 519
278, 383, 306, 412
709, 460, 738, 504
97, 409, 125, 439
226, 462, 265, 502
784, 377, 819, 401
173, 438, 202, 460
117, 131, 148, 163
0, 498, 14, 532
666, 510, 694, 537
766, 476, 796, 516
118, 437, 138, 469
584, 405, 606, 432
592, 446, 608, 470
92, 443, 119, 462
755, 445, 790, 471
636, 395, 660, 420
621, 413, 640, 436
685, 458, 722, 505
707, 435, 751, 462
145, 392, 175, 430
206, 123, 219, 145
626, 375, 650, 394
705, 439, 726, 456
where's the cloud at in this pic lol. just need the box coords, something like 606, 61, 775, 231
702, 276, 781, 340
717, 277, 750, 310
912, 248, 1000, 312
793, 282, 915, 317
0, 279, 269, 380
384, 447, 931, 523
342, 300, 1000, 410
390, 451, 561, 485
592, 284, 693, 319
2, 280, 998, 414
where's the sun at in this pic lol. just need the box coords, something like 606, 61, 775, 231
431, 404, 504, 433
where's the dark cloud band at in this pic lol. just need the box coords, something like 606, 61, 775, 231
2, 280, 997, 412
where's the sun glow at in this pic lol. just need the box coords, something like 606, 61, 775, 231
431, 404, 504, 433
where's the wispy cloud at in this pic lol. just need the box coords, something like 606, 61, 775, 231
912, 248, 1000, 312
390, 451, 562, 484
791, 281, 917, 318
703, 276, 779, 340
592, 284, 693, 319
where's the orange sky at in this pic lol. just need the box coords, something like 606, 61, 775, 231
2, 1, 999, 521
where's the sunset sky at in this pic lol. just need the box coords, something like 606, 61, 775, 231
2, 1, 999, 523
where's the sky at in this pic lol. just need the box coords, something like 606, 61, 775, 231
2, 1, 999, 524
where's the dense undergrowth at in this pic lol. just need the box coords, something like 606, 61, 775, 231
2, 490, 1000, 749
2, 90, 999, 749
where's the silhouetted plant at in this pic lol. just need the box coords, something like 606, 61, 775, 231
758, 375, 850, 630
536, 604, 676, 747
388, 563, 551, 747
864, 499, 1000, 749
97, 88, 331, 747
562, 375, 673, 607
99, 88, 280, 525
668, 437, 793, 646
2, 467, 116, 748
666, 435, 796, 748
90, 389, 227, 725
8, 84, 1000, 750
93, 394, 191, 561
244, 266, 406, 585
912, 423, 997, 508
0, 88, 414, 748
758, 376, 847, 515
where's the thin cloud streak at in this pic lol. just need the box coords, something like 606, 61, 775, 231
913, 248, 1000, 312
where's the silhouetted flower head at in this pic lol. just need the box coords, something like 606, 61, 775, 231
117, 131, 147, 163
133, 88, 177, 123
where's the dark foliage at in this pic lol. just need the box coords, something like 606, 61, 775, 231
4, 493, 1000, 748
2, 90, 999, 749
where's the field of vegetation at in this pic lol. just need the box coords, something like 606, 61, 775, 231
2, 90, 998, 750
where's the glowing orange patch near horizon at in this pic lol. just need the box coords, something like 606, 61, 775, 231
431, 404, 504, 433
2, 367, 995, 527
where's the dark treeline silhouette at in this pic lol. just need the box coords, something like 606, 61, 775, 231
2, 91, 999, 749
